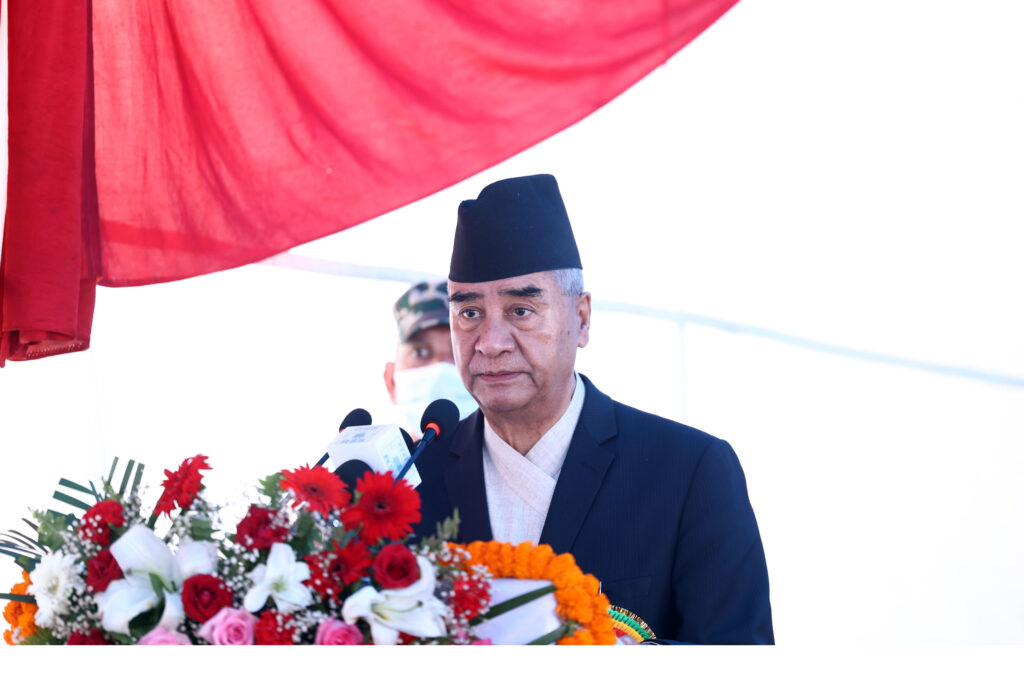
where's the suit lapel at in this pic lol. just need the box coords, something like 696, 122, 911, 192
443, 410, 493, 543
539, 375, 617, 552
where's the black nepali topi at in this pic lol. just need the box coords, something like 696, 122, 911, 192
448, 174, 582, 283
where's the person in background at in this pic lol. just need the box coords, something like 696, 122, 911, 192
383, 280, 478, 438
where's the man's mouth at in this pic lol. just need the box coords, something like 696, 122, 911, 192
477, 371, 520, 382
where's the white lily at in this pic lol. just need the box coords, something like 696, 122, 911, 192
341, 555, 447, 645
243, 542, 312, 614
94, 525, 217, 635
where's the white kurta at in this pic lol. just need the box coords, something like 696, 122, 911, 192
482, 372, 586, 544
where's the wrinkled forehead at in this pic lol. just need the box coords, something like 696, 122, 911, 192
447, 271, 559, 302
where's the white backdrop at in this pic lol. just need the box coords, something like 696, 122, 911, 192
2, 0, 1023, 644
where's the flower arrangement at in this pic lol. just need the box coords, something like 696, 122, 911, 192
1, 455, 618, 646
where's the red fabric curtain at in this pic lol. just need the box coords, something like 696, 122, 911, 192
1, 0, 100, 366
1, 0, 739, 364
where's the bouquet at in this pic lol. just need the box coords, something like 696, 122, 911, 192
1, 455, 619, 645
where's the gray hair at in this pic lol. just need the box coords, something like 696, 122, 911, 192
551, 268, 584, 299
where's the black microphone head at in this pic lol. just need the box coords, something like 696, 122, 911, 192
333, 460, 373, 492
420, 398, 460, 438
398, 428, 416, 455
339, 408, 372, 432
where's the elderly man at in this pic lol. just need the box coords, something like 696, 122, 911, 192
383, 280, 477, 438
412, 174, 773, 644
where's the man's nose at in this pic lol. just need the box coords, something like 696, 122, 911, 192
475, 316, 515, 356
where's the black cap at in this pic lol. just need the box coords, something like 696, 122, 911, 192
449, 174, 582, 283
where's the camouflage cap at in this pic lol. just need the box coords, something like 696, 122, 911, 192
393, 280, 450, 343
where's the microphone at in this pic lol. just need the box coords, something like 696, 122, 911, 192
315, 408, 372, 467
394, 399, 460, 484
334, 459, 373, 492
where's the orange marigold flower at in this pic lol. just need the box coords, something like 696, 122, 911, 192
280, 464, 350, 516
3, 572, 38, 645
511, 542, 534, 579
528, 544, 555, 577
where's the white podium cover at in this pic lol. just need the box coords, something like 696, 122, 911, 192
471, 578, 560, 645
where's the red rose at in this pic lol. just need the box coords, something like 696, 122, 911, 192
67, 629, 112, 645
79, 500, 125, 546
86, 548, 124, 593
235, 505, 288, 551
371, 543, 420, 589
254, 611, 295, 645
181, 574, 235, 623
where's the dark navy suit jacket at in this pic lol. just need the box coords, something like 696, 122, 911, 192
412, 375, 774, 644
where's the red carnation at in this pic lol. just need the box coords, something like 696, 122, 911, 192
280, 465, 349, 516
254, 610, 295, 645
79, 500, 125, 546
154, 455, 211, 517
372, 543, 420, 590
452, 574, 492, 621
305, 541, 372, 602
86, 548, 124, 593
182, 574, 235, 623
344, 471, 420, 544
235, 505, 288, 551
67, 629, 112, 645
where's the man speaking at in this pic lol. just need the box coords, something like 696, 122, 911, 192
412, 174, 773, 644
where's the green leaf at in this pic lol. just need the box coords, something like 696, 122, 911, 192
57, 478, 95, 496
259, 472, 285, 505
118, 460, 136, 497
34, 510, 74, 551
106, 456, 121, 488
108, 632, 134, 645
132, 462, 146, 495
148, 571, 167, 600
470, 583, 557, 626
52, 490, 92, 512
14, 553, 40, 573
0, 592, 37, 605
526, 624, 570, 645
128, 604, 164, 639
190, 517, 215, 542
20, 627, 59, 645
430, 509, 461, 544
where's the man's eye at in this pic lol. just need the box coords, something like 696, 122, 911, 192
413, 347, 431, 359
461, 309, 480, 319
511, 307, 532, 318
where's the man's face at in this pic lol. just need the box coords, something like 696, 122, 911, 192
395, 325, 454, 372
448, 271, 590, 420
384, 325, 454, 404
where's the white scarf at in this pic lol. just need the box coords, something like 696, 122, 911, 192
482, 373, 586, 544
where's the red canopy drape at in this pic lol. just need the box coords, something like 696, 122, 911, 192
1, 0, 739, 365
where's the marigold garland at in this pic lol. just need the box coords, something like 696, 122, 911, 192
450, 540, 617, 645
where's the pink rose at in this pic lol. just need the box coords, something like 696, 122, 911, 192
137, 626, 192, 645
315, 618, 364, 645
198, 607, 258, 645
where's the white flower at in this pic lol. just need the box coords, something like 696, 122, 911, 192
94, 525, 217, 635
341, 555, 447, 645
29, 550, 85, 627
243, 542, 312, 614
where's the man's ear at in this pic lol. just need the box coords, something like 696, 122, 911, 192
383, 361, 397, 403
576, 292, 592, 349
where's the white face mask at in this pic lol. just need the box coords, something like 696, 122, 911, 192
393, 362, 478, 436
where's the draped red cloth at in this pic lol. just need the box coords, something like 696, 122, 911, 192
1, 0, 739, 365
